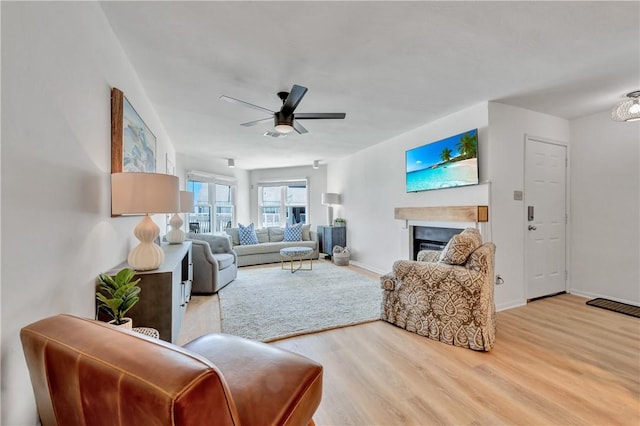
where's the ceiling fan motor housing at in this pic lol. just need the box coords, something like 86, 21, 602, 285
274, 111, 294, 127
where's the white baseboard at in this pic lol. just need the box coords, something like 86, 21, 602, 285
349, 260, 387, 276
496, 299, 526, 312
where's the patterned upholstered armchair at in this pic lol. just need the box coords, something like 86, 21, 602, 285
381, 228, 496, 351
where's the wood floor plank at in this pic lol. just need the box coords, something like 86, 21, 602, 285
180, 262, 640, 425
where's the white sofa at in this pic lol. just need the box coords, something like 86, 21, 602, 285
224, 226, 319, 267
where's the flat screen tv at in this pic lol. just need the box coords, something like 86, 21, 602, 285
406, 128, 479, 192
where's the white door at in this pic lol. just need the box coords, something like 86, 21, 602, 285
525, 137, 567, 300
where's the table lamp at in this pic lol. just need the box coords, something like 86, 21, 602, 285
111, 172, 179, 271
321, 192, 341, 226
166, 191, 194, 244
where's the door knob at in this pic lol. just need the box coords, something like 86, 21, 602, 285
528, 225, 537, 231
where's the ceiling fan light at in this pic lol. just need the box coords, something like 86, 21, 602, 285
611, 91, 640, 122
275, 123, 294, 134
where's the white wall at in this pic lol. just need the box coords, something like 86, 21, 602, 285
249, 165, 328, 228
485, 102, 570, 309
1, 3, 177, 423
328, 102, 572, 309
569, 111, 640, 304
328, 103, 490, 274
176, 153, 251, 225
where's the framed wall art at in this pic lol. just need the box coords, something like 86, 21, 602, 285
111, 87, 156, 173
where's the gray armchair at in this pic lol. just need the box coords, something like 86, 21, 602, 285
187, 233, 238, 294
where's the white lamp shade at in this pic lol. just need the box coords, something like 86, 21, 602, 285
111, 173, 179, 215
179, 191, 194, 213
321, 192, 341, 205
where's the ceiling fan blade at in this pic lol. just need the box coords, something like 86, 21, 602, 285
281, 84, 308, 115
220, 95, 275, 115
294, 112, 346, 120
292, 120, 308, 134
240, 117, 273, 127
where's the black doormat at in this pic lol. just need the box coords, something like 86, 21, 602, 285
586, 298, 640, 318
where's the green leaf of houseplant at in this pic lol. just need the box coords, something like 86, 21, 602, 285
96, 268, 141, 326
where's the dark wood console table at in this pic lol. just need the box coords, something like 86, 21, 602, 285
103, 241, 192, 343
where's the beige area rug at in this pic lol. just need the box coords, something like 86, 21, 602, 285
218, 262, 382, 342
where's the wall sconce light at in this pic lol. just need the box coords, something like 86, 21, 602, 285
166, 191, 194, 244
228, 158, 235, 168
313, 160, 320, 169
111, 173, 179, 271
321, 192, 341, 225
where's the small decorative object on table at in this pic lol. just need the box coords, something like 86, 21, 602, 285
334, 217, 346, 227
332, 245, 350, 266
96, 268, 141, 330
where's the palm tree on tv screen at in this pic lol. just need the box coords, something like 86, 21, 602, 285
456, 132, 478, 159
440, 147, 452, 163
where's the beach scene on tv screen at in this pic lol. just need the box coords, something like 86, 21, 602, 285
406, 129, 478, 192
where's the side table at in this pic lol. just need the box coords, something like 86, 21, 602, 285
317, 225, 346, 259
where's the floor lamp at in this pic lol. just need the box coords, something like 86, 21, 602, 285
111, 172, 180, 271
321, 192, 341, 226
166, 191, 194, 244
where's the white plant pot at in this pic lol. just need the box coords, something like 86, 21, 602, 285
108, 317, 133, 330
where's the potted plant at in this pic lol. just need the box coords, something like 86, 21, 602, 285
96, 268, 141, 330
334, 217, 346, 227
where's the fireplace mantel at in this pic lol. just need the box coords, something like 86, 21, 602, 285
394, 206, 489, 222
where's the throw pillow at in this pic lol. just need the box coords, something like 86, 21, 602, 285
224, 228, 240, 246
255, 228, 269, 244
238, 223, 259, 245
439, 229, 482, 265
283, 223, 303, 242
301, 224, 312, 241
268, 227, 285, 242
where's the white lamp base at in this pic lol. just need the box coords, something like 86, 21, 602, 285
128, 214, 164, 271
166, 213, 185, 244
326, 205, 334, 226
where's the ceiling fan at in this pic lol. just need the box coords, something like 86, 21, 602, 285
220, 84, 346, 135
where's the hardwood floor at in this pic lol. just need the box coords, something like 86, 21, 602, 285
179, 263, 640, 425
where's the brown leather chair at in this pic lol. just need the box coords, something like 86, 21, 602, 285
20, 314, 323, 425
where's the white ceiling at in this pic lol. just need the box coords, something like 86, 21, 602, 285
100, 1, 640, 170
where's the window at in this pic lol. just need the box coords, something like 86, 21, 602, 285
258, 180, 308, 228
186, 171, 236, 233
214, 183, 234, 232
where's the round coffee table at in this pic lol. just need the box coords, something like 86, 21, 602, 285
280, 247, 314, 273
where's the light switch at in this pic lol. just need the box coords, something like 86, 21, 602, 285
513, 190, 523, 201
